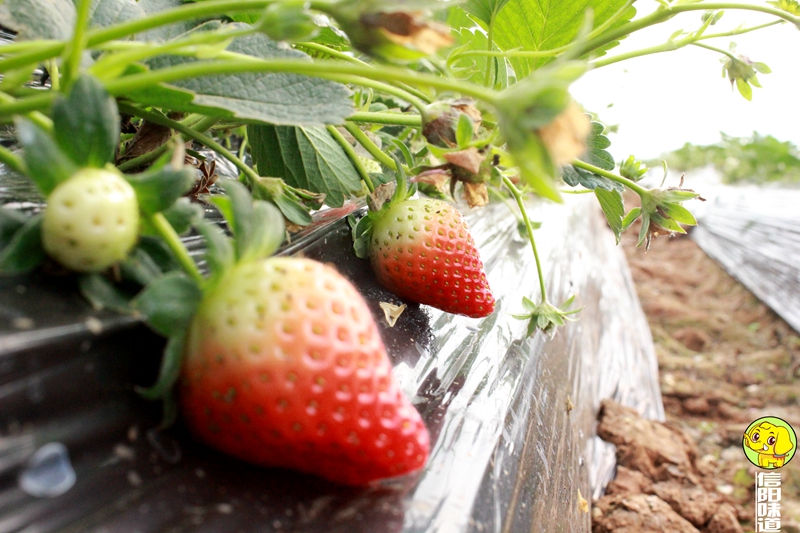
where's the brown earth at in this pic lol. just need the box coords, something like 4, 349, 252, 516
592, 207, 800, 533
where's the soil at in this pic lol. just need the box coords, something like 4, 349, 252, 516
592, 203, 800, 533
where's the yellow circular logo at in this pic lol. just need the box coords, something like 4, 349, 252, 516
742, 417, 797, 469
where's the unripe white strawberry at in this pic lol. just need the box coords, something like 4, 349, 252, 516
42, 168, 139, 272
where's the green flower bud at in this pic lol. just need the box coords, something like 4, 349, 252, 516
619, 155, 648, 182
258, 1, 318, 42
421, 100, 481, 148
321, 0, 453, 61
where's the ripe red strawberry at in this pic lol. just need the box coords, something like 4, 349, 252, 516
180, 257, 430, 485
369, 198, 494, 318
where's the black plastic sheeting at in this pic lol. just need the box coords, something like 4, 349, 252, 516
692, 184, 800, 335
0, 154, 662, 532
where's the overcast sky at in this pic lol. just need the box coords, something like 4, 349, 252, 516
570, 7, 799, 160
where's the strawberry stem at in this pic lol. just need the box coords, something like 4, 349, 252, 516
62, 0, 91, 88
147, 212, 204, 285
118, 103, 259, 184
571, 159, 649, 197
327, 125, 375, 193
502, 175, 547, 304
344, 122, 409, 173
0, 144, 27, 175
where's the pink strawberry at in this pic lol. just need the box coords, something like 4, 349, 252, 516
180, 257, 430, 486
369, 198, 494, 318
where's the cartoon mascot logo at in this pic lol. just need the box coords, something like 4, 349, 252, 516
743, 417, 797, 469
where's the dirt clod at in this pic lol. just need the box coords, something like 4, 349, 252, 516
594, 204, 800, 531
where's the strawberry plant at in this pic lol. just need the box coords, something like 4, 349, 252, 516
0, 0, 798, 484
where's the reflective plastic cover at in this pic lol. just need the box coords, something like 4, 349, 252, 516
1, 162, 662, 533
692, 184, 800, 334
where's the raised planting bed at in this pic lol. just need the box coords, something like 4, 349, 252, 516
0, 162, 662, 533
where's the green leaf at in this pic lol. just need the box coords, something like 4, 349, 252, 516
134, 28, 353, 126
637, 210, 650, 247
124, 165, 196, 214
136, 333, 185, 400
120, 236, 181, 284
0, 215, 45, 274
449, 28, 512, 90
0, 0, 75, 40
463, 0, 512, 25
594, 188, 624, 244
134, 271, 203, 337
736, 77, 753, 101
78, 273, 135, 313
138, 0, 199, 41
15, 119, 77, 196
352, 215, 374, 259
53, 75, 120, 168
248, 125, 362, 207
456, 112, 475, 148
562, 165, 622, 192
161, 198, 203, 235
272, 191, 313, 226
88, 0, 146, 29
659, 202, 697, 226
582, 121, 615, 170
0, 208, 28, 250
621, 206, 641, 232
214, 181, 285, 262
493, 0, 636, 78
195, 219, 234, 279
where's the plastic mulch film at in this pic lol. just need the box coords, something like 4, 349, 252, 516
692, 185, 800, 335
1, 158, 662, 533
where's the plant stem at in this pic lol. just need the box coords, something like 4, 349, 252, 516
47, 60, 61, 91
147, 212, 204, 285
502, 175, 547, 303
296, 41, 432, 104
327, 125, 374, 193
0, 92, 55, 117
0, 145, 27, 174
483, 15, 495, 88
101, 58, 500, 106
0, 91, 53, 132
347, 112, 422, 127
89, 26, 254, 80
576, 3, 799, 58
571, 159, 649, 196
691, 41, 738, 61
118, 103, 261, 184
343, 122, 399, 172
63, 0, 92, 87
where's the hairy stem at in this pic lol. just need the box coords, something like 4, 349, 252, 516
502, 175, 547, 303
118, 103, 260, 184
571, 159, 649, 196
347, 112, 422, 127
343, 122, 399, 172
147, 212, 204, 284
0, 92, 53, 132
63, 0, 92, 87
296, 41, 432, 104
326, 125, 375, 193
100, 57, 500, 106
0, 145, 27, 174
576, 2, 799, 58
691, 41, 739, 61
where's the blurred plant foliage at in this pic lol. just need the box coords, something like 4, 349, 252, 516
657, 133, 800, 185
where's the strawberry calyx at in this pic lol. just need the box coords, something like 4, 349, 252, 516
133, 180, 286, 405
352, 162, 415, 259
